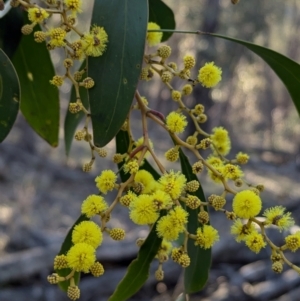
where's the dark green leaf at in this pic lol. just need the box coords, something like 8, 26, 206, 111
56, 214, 90, 291
108, 215, 165, 301
0, 48, 20, 142
0, 7, 24, 58
116, 130, 161, 182
149, 0, 176, 41
179, 149, 211, 294
88, 0, 148, 147
205, 32, 300, 116
12, 22, 59, 147
64, 82, 89, 156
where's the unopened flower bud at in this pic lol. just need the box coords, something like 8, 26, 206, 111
67, 286, 80, 300
21, 24, 33, 35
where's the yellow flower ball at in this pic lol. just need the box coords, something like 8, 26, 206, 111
134, 169, 156, 194
159, 170, 187, 200
81, 194, 108, 217
82, 26, 108, 57
66, 243, 96, 272
156, 215, 182, 241
147, 22, 163, 47
72, 221, 103, 248
210, 126, 231, 156
28, 7, 49, 23
263, 206, 294, 231
230, 219, 256, 242
166, 112, 188, 134
95, 170, 117, 194
245, 232, 266, 253
285, 231, 300, 252
195, 225, 219, 249
129, 194, 159, 225
198, 62, 222, 88
64, 0, 82, 13
232, 190, 262, 219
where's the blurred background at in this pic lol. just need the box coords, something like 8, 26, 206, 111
1, 0, 300, 300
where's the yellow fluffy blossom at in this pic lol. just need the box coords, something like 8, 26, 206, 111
169, 206, 188, 228
48, 27, 67, 47
245, 232, 266, 253
64, 0, 82, 13
263, 206, 294, 231
236, 152, 249, 164
195, 225, 219, 249
156, 215, 182, 241
81, 194, 108, 217
82, 25, 108, 57
72, 221, 103, 248
151, 190, 172, 210
147, 22, 163, 47
123, 160, 139, 174
222, 164, 244, 180
166, 112, 188, 134
66, 243, 96, 272
165, 147, 179, 162
28, 7, 49, 23
284, 231, 300, 252
232, 190, 262, 219
207, 166, 224, 184
130, 194, 159, 225
134, 170, 156, 194
198, 62, 222, 88
95, 170, 117, 194
210, 127, 231, 156
230, 219, 256, 242
206, 155, 223, 167
159, 170, 187, 199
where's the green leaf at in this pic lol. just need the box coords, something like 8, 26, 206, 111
0, 7, 24, 58
108, 215, 164, 301
0, 48, 20, 142
12, 23, 59, 147
56, 214, 90, 292
115, 130, 161, 182
88, 0, 148, 147
205, 32, 300, 116
149, 0, 176, 42
64, 83, 89, 156
179, 149, 211, 294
